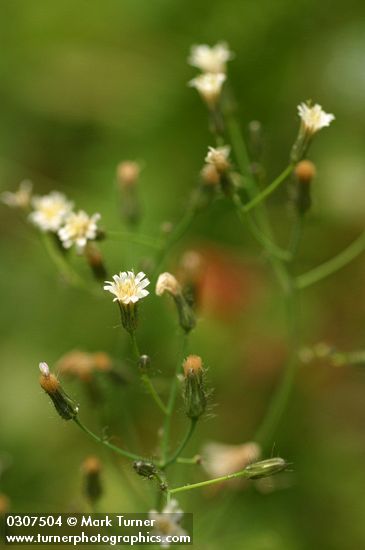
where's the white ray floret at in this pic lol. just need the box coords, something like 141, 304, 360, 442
29, 191, 73, 232
297, 102, 335, 134
1, 180, 33, 209
188, 42, 233, 74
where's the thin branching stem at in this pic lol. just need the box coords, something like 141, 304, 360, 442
74, 417, 142, 461
296, 231, 365, 289
162, 418, 197, 469
241, 164, 294, 213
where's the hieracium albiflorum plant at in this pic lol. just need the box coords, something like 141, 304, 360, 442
6, 40, 360, 540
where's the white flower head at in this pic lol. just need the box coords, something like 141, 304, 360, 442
156, 272, 181, 297
29, 191, 73, 232
39, 362, 50, 377
149, 500, 187, 548
104, 271, 150, 305
202, 441, 261, 479
205, 145, 231, 173
1, 180, 33, 209
188, 42, 234, 74
189, 72, 226, 108
58, 210, 100, 252
297, 102, 335, 135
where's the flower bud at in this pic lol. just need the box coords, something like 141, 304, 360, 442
133, 460, 157, 480
84, 243, 107, 281
291, 160, 316, 216
82, 456, 103, 504
244, 457, 288, 479
156, 273, 196, 333
183, 355, 207, 419
138, 354, 151, 373
117, 161, 140, 188
200, 164, 220, 186
39, 362, 79, 420
0, 494, 10, 516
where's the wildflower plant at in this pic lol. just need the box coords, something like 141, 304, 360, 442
5, 39, 362, 534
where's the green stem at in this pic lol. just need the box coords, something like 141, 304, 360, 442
161, 333, 188, 464
74, 417, 141, 461
242, 165, 294, 213
168, 466, 251, 496
296, 231, 365, 289
161, 419, 197, 469
42, 233, 88, 290
129, 332, 168, 415
232, 193, 291, 261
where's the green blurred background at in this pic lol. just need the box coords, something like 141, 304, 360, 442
1, 1, 365, 548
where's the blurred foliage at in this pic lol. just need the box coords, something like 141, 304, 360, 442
1, 1, 365, 548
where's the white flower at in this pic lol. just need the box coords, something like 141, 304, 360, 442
202, 441, 261, 479
58, 210, 100, 252
29, 191, 73, 232
189, 72, 226, 108
155, 272, 181, 297
205, 145, 231, 173
297, 102, 335, 134
149, 500, 187, 548
1, 180, 33, 209
104, 271, 150, 304
188, 42, 233, 73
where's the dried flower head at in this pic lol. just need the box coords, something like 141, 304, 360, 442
183, 355, 206, 419
30, 191, 73, 232
189, 73, 226, 108
117, 161, 141, 188
297, 102, 335, 135
188, 42, 233, 74
1, 180, 33, 209
82, 456, 103, 503
156, 272, 181, 297
202, 441, 261, 479
205, 146, 231, 173
149, 500, 187, 548
104, 271, 150, 304
57, 350, 112, 382
58, 210, 100, 252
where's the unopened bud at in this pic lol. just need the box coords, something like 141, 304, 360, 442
82, 457, 103, 504
200, 164, 220, 186
183, 355, 207, 419
291, 160, 316, 216
0, 494, 10, 515
295, 160, 316, 184
245, 457, 288, 479
84, 243, 107, 281
117, 161, 140, 188
138, 354, 151, 373
39, 362, 79, 420
133, 460, 157, 480
156, 273, 196, 333
156, 272, 181, 297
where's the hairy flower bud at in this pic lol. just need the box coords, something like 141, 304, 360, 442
291, 160, 317, 216
84, 243, 107, 281
244, 457, 288, 479
39, 362, 79, 420
82, 456, 103, 504
183, 355, 207, 419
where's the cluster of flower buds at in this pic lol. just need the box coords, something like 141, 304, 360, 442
182, 355, 207, 420
82, 456, 103, 505
116, 161, 142, 226
39, 362, 79, 420
155, 272, 196, 333
291, 102, 335, 163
